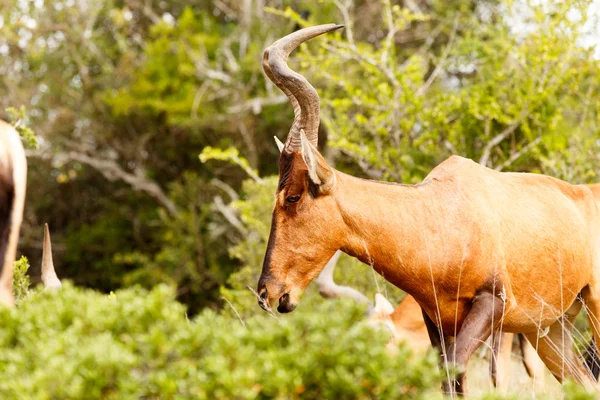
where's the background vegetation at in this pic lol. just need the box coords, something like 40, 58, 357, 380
2, 0, 600, 397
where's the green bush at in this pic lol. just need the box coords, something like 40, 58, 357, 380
1, 283, 598, 399
12, 256, 31, 305
0, 283, 443, 399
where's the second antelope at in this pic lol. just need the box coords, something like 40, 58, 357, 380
0, 120, 27, 307
256, 24, 600, 395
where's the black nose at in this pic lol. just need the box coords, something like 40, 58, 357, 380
277, 293, 296, 313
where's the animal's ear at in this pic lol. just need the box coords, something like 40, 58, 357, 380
374, 293, 395, 316
300, 130, 335, 193
274, 136, 285, 153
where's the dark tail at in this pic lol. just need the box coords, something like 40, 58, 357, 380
584, 336, 600, 381
0, 166, 14, 277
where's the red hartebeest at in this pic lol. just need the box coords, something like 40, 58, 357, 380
256, 24, 600, 395
0, 120, 27, 306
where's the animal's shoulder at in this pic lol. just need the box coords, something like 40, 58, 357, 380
424, 155, 487, 183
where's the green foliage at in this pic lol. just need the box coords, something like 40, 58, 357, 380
0, 283, 443, 399
115, 172, 234, 311
200, 146, 262, 183
560, 381, 597, 400
5, 106, 38, 149
12, 256, 31, 305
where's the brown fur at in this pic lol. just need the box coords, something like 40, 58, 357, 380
371, 183, 600, 389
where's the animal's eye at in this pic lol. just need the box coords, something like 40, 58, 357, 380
286, 195, 301, 203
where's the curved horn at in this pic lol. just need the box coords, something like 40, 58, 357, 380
314, 251, 373, 312
41, 223, 61, 289
263, 24, 344, 151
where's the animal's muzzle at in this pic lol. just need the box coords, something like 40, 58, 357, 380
257, 287, 271, 311
256, 285, 296, 313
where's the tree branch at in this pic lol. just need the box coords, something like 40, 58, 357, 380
494, 137, 542, 172
226, 95, 287, 114
27, 148, 178, 216
213, 195, 246, 234
478, 108, 530, 167
415, 14, 460, 97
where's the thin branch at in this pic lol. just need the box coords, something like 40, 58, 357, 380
444, 140, 458, 154
415, 14, 460, 97
226, 95, 287, 114
494, 137, 542, 172
334, 0, 355, 46
211, 178, 239, 201
222, 296, 247, 329
213, 195, 246, 234
478, 107, 530, 167
380, 0, 397, 68
324, 41, 399, 88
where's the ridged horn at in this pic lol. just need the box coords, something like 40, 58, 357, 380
263, 24, 344, 151
41, 223, 61, 289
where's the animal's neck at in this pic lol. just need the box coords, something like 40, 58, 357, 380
334, 171, 432, 293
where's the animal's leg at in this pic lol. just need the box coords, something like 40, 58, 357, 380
445, 291, 504, 396
583, 337, 600, 380
518, 333, 546, 386
491, 332, 513, 391
582, 286, 600, 381
422, 309, 453, 394
523, 309, 597, 391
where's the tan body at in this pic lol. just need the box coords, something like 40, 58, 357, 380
332, 158, 597, 334
370, 181, 600, 389
256, 25, 600, 395
0, 120, 27, 306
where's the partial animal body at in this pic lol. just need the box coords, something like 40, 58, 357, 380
256, 24, 600, 395
370, 292, 546, 391
0, 120, 27, 306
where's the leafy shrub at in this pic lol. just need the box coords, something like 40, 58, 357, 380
12, 256, 31, 305
0, 283, 443, 399
1, 283, 597, 399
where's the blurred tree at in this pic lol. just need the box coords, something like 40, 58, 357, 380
1, 0, 599, 313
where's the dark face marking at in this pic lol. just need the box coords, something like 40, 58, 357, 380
277, 151, 295, 192
258, 212, 278, 288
